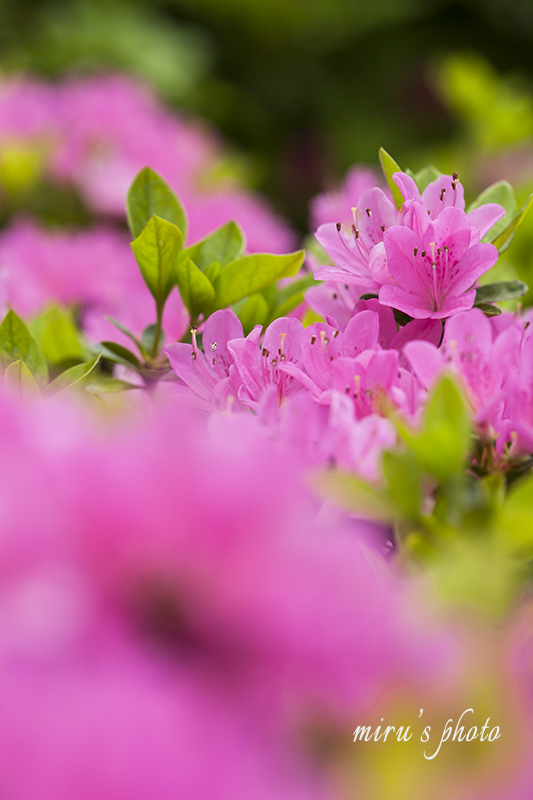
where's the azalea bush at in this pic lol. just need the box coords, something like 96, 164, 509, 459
2, 72, 533, 798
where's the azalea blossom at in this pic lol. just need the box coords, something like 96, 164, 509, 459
379, 207, 499, 319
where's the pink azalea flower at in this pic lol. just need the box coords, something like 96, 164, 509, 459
164, 309, 259, 412
379, 206, 499, 319
228, 317, 304, 410
404, 308, 522, 447
394, 171, 506, 241
314, 187, 399, 289
271, 390, 397, 481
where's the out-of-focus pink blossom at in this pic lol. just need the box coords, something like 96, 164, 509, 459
309, 165, 385, 230
0, 219, 189, 344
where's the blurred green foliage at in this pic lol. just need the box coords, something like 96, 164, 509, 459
1, 0, 533, 227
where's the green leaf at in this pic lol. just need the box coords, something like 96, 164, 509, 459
86, 378, 138, 394
474, 280, 528, 304
204, 261, 222, 285
382, 449, 422, 519
141, 324, 164, 355
104, 316, 148, 360
47, 353, 101, 396
238, 293, 269, 335
267, 272, 317, 322
492, 191, 533, 253
474, 302, 502, 317
4, 359, 41, 397
180, 221, 245, 272
0, 310, 48, 386
127, 166, 187, 240
175, 256, 216, 319
213, 250, 305, 310
467, 180, 517, 243
400, 375, 470, 482
378, 147, 404, 210
100, 342, 142, 372
29, 305, 84, 365
131, 215, 184, 311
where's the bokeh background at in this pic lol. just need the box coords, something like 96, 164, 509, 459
1, 0, 533, 224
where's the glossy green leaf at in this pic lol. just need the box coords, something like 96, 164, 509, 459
468, 180, 517, 243
127, 167, 187, 239
475, 302, 502, 317
378, 147, 404, 210
100, 342, 142, 372
181, 221, 245, 272
175, 256, 216, 319
131, 215, 184, 311
0, 310, 48, 386
203, 261, 222, 285
239, 293, 269, 335
4, 359, 41, 397
474, 280, 528, 304
213, 250, 305, 310
492, 191, 533, 253
29, 305, 84, 365
47, 353, 101, 396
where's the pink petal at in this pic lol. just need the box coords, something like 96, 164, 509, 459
445, 242, 499, 296
467, 203, 506, 239
421, 174, 465, 217
378, 284, 434, 319
393, 172, 420, 203
403, 340, 444, 388
343, 310, 380, 357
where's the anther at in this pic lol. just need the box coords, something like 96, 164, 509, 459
421, 250, 426, 258
211, 342, 217, 351
212, 358, 216, 365
352, 224, 359, 239
310, 335, 317, 345
336, 222, 342, 232
191, 351, 197, 361
333, 330, 339, 338
440, 188, 446, 201
381, 224, 386, 231
262, 347, 269, 358
330, 355, 334, 361
333, 293, 337, 299
366, 208, 371, 217
413, 247, 418, 256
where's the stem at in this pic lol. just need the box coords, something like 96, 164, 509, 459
151, 305, 163, 360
